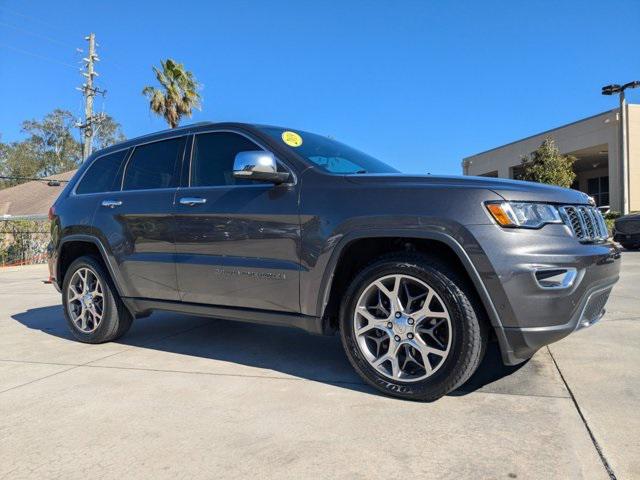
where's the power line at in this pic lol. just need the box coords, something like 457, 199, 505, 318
0, 5, 70, 35
1, 6, 143, 77
0, 43, 78, 70
0, 21, 75, 49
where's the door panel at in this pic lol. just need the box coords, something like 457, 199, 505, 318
174, 184, 300, 312
93, 189, 179, 300
92, 136, 186, 301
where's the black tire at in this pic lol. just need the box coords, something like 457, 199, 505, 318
339, 252, 488, 401
62, 255, 133, 343
621, 243, 640, 251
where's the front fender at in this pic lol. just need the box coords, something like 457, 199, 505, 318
310, 225, 516, 363
315, 227, 502, 328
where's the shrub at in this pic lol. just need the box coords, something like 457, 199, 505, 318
519, 137, 576, 188
604, 211, 621, 236
0, 219, 50, 266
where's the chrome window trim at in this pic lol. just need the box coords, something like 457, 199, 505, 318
120, 133, 188, 192
187, 128, 297, 188
71, 145, 131, 196
105, 187, 179, 195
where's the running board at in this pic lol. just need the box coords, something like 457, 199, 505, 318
122, 297, 325, 335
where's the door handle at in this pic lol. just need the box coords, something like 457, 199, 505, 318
179, 197, 207, 206
101, 200, 122, 208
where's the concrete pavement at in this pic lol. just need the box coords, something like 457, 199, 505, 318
0, 254, 638, 479
548, 250, 640, 480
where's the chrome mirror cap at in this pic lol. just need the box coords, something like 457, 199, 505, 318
233, 151, 289, 184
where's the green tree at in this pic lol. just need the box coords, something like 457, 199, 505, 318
0, 140, 43, 188
21, 109, 81, 176
1, 109, 125, 190
519, 137, 576, 188
142, 59, 202, 128
93, 113, 126, 150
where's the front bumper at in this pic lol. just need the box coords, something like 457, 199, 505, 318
463, 224, 621, 365
498, 279, 615, 364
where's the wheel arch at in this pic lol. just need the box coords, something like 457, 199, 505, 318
57, 235, 127, 298
317, 229, 504, 335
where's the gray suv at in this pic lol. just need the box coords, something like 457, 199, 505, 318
48, 122, 621, 401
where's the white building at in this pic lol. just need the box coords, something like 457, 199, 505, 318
462, 104, 640, 213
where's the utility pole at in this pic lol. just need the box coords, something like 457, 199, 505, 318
602, 81, 640, 215
77, 33, 106, 161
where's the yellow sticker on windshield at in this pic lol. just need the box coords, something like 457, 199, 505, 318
282, 131, 303, 147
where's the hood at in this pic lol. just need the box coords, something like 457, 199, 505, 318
344, 174, 591, 205
615, 213, 640, 224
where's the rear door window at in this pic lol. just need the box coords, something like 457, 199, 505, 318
123, 137, 186, 191
76, 149, 128, 194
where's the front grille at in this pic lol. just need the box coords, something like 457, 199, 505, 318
615, 219, 640, 235
560, 206, 608, 242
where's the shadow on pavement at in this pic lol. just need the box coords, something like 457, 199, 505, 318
12, 305, 525, 399
453, 342, 528, 395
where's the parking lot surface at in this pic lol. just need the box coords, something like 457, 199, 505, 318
1, 253, 638, 479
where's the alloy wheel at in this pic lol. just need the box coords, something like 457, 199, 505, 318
353, 274, 452, 382
66, 267, 104, 333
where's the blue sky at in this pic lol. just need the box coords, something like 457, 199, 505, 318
1, 0, 639, 175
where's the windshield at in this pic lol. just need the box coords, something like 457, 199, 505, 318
257, 126, 400, 174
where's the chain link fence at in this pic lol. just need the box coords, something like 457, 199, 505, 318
0, 217, 50, 267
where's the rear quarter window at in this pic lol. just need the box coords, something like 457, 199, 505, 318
75, 149, 129, 194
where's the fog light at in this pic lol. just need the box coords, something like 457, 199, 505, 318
534, 268, 577, 290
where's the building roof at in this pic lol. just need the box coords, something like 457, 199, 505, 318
462, 108, 620, 164
0, 170, 76, 218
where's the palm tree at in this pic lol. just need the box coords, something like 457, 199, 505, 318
142, 59, 202, 128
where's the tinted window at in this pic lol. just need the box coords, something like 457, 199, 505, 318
76, 150, 128, 194
191, 132, 269, 187
123, 137, 185, 191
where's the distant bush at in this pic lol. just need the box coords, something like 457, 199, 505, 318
519, 137, 576, 188
0, 219, 49, 267
604, 211, 621, 236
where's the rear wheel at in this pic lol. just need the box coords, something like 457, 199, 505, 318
339, 253, 487, 401
62, 255, 133, 343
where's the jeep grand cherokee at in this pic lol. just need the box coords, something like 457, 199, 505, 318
48, 123, 621, 401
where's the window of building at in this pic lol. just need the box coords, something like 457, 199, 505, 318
587, 176, 609, 206
191, 132, 278, 187
510, 165, 525, 180
76, 149, 128, 194
123, 137, 185, 191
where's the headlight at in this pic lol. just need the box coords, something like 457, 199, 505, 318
486, 201, 562, 229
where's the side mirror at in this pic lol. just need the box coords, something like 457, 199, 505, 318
233, 151, 290, 184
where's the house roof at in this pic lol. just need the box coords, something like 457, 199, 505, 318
0, 170, 77, 217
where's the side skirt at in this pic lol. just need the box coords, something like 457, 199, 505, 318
122, 297, 325, 335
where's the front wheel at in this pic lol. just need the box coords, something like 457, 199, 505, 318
62, 255, 133, 343
339, 253, 487, 401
